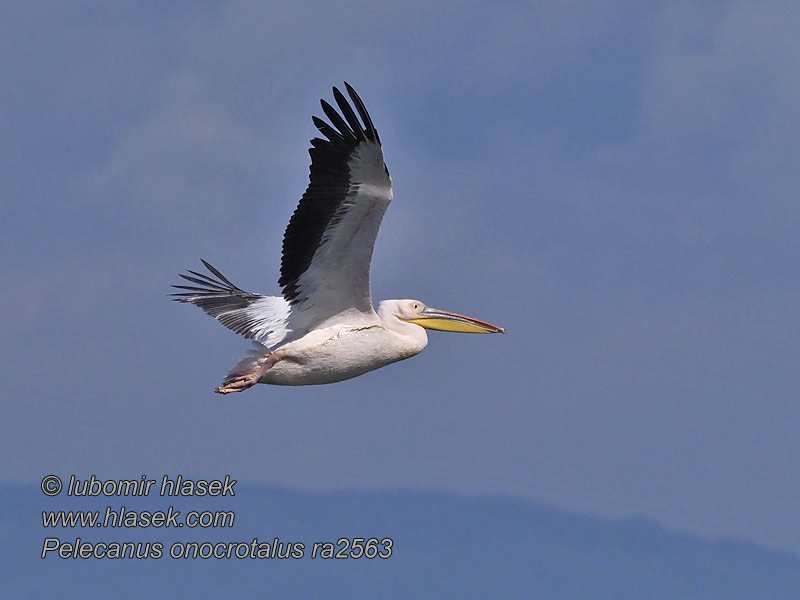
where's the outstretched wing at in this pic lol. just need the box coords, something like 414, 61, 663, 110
279, 83, 392, 332
172, 260, 291, 347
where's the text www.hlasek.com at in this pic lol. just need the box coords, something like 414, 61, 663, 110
43, 506, 234, 529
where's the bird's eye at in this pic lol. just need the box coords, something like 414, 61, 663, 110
412, 303, 419, 310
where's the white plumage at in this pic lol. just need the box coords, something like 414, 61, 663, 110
173, 83, 504, 393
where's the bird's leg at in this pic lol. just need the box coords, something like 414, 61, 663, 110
215, 348, 285, 395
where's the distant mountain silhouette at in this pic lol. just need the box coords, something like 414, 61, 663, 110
3, 483, 798, 598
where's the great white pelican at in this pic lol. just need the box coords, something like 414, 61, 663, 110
173, 83, 505, 393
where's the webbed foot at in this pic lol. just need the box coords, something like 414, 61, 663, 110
215, 373, 260, 394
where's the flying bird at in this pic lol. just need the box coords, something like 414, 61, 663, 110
173, 83, 505, 393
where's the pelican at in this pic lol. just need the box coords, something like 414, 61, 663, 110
173, 83, 505, 393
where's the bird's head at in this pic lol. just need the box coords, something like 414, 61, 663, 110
383, 299, 506, 334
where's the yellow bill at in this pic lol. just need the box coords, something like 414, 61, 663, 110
405, 307, 506, 334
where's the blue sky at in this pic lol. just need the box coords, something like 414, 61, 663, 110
3, 0, 800, 557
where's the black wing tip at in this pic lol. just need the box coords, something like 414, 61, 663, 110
314, 82, 379, 146
340, 82, 364, 115
339, 81, 358, 101
171, 260, 246, 300
199, 258, 223, 270
342, 82, 379, 143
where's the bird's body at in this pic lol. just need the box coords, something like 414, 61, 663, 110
256, 309, 425, 386
173, 84, 504, 393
